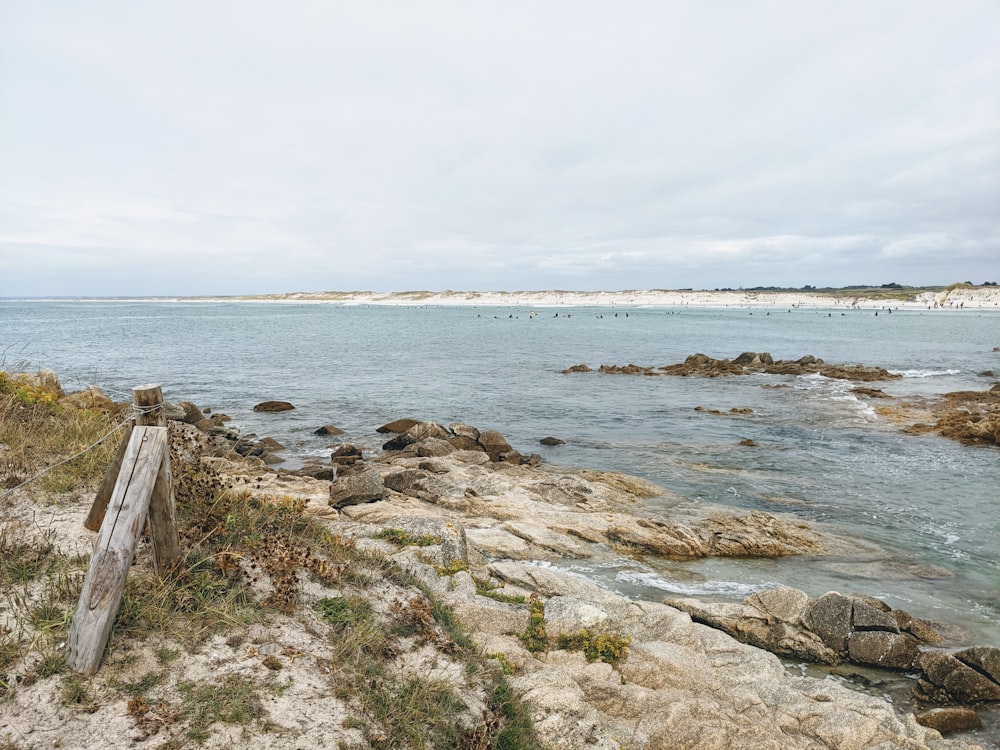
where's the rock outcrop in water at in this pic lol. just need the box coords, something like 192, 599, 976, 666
564, 352, 903, 382
903, 384, 1000, 446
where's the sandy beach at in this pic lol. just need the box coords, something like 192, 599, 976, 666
194, 286, 1000, 310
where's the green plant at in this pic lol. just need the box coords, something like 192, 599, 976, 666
375, 528, 442, 547
178, 675, 269, 743
315, 596, 373, 629
487, 652, 518, 676
556, 629, 632, 665
517, 597, 548, 654
436, 559, 469, 577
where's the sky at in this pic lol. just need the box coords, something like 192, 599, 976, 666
1, 1, 998, 297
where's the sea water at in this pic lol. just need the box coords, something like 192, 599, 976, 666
2, 300, 998, 645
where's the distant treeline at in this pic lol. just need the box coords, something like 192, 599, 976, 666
713, 281, 996, 292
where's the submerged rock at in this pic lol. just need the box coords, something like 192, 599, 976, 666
253, 400, 295, 412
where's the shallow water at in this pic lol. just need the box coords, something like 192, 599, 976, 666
3, 300, 998, 646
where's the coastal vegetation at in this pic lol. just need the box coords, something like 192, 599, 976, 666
0, 375, 540, 749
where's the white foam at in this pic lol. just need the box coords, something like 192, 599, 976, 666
616, 570, 773, 598
890, 369, 962, 378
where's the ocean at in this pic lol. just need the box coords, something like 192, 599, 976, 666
2, 299, 998, 646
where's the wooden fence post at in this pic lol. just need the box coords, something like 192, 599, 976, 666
66, 426, 169, 675
85, 384, 170, 532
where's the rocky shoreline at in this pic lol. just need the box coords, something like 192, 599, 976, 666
172, 392, 1000, 746
3, 371, 999, 748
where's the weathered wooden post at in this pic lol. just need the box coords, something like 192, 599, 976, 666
70, 384, 182, 674
66, 426, 169, 675
85, 384, 166, 531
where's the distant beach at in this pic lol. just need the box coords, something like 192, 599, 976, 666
188, 286, 1000, 310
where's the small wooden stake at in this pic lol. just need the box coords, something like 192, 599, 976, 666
66, 426, 168, 675
147, 446, 180, 574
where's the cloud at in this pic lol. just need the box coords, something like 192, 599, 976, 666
1, 1, 998, 295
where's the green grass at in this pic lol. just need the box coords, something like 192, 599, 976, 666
315, 596, 373, 629
178, 675, 270, 743
375, 528, 443, 547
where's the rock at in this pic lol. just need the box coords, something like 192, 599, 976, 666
738, 438, 756, 447
376, 418, 421, 433
384, 515, 468, 567
257, 437, 285, 451
329, 466, 385, 509
851, 387, 890, 399
415, 438, 455, 457
253, 400, 295, 412
382, 421, 451, 452
846, 630, 918, 669
478, 429, 513, 462
540, 436, 566, 446
381, 433, 413, 451
313, 424, 345, 436
916, 649, 1000, 703
606, 519, 707, 559
449, 422, 480, 440
955, 645, 1000, 683
915, 707, 982, 734
448, 436, 483, 452
331, 443, 363, 465
593, 353, 902, 382
383, 469, 425, 493
850, 598, 898, 631
561, 363, 593, 373
35, 368, 63, 394
543, 596, 610, 634
804, 593, 854, 654
667, 595, 840, 665
744, 586, 810, 622
700, 511, 822, 557
406, 422, 452, 442
174, 400, 205, 424
296, 464, 337, 481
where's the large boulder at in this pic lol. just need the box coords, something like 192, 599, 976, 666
915, 646, 1000, 704
846, 630, 919, 669
477, 429, 513, 462
803, 593, 855, 654
382, 421, 451, 451
376, 418, 421, 434
331, 443, 363, 465
329, 466, 385, 509
700, 511, 822, 557
667, 594, 839, 665
174, 400, 205, 425
449, 422, 481, 441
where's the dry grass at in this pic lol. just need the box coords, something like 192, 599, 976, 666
0, 379, 122, 496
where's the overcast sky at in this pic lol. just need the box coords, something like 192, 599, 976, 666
1, 1, 998, 297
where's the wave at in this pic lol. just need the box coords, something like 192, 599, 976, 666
615, 570, 775, 598
890, 369, 962, 378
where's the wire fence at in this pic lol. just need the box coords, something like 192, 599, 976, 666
0, 354, 165, 499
